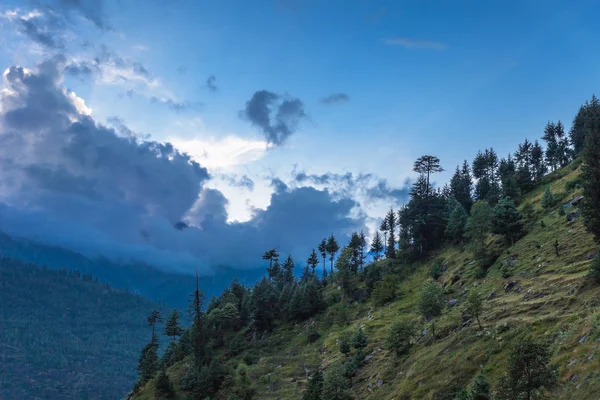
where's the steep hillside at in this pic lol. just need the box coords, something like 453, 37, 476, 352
0, 258, 167, 400
132, 161, 600, 400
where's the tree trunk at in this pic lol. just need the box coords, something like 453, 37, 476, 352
476, 315, 482, 330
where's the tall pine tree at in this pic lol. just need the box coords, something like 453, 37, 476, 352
581, 98, 600, 241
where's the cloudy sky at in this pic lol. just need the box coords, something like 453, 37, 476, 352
0, 0, 598, 276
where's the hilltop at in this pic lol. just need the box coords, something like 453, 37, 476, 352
0, 258, 168, 400
131, 160, 600, 399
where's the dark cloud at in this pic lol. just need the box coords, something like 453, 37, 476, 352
0, 57, 363, 275
366, 178, 412, 203
64, 60, 98, 78
206, 75, 218, 92
240, 90, 307, 146
17, 8, 66, 49
320, 93, 350, 105
270, 178, 289, 193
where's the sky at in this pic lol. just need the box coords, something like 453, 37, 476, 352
0, 0, 599, 277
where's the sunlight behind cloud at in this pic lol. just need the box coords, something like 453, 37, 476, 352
169, 135, 271, 170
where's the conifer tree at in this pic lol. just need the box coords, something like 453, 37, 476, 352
358, 230, 367, 270
465, 201, 493, 255
387, 318, 415, 356
531, 140, 547, 180
164, 309, 183, 342
282, 255, 295, 284
541, 186, 555, 209
570, 95, 600, 154
470, 373, 491, 400
370, 231, 384, 261
450, 161, 473, 212
495, 339, 558, 400
348, 232, 362, 273
473, 149, 500, 205
155, 369, 175, 400
384, 208, 396, 259
137, 341, 159, 384
554, 121, 572, 167
464, 290, 484, 330
419, 280, 445, 338
492, 197, 524, 245
147, 309, 162, 342
351, 328, 368, 351
307, 249, 320, 276
262, 249, 279, 277
189, 271, 206, 366
303, 367, 324, 400
445, 199, 468, 243
581, 99, 600, 241
322, 362, 352, 400
318, 238, 328, 276
413, 155, 444, 198
543, 121, 559, 170
326, 234, 339, 274
379, 218, 389, 257
335, 246, 355, 296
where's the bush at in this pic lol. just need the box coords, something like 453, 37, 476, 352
154, 370, 175, 400
588, 252, 600, 283
387, 318, 415, 356
307, 327, 321, 343
541, 186, 555, 209
322, 361, 352, 400
558, 206, 566, 216
351, 328, 368, 350
430, 262, 442, 280
565, 177, 582, 191
332, 304, 350, 325
372, 274, 400, 305
339, 335, 351, 356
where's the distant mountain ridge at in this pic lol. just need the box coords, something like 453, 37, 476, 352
0, 232, 265, 310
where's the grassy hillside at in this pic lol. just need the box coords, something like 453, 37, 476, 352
0, 257, 167, 400
133, 161, 600, 399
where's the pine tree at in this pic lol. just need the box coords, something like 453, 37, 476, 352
303, 367, 324, 400
555, 121, 572, 167
147, 309, 162, 342
581, 99, 600, 241
326, 234, 339, 275
322, 362, 352, 400
492, 197, 524, 245
335, 246, 355, 296
464, 290, 483, 330
384, 208, 396, 259
387, 318, 415, 356
189, 271, 206, 366
351, 328, 368, 351
470, 373, 491, 400
473, 149, 500, 205
570, 95, 600, 154
264, 249, 280, 280
445, 199, 468, 243
282, 255, 295, 284
531, 140, 547, 180
358, 230, 367, 270
379, 218, 389, 257
318, 238, 328, 277
137, 341, 159, 384
370, 231, 384, 261
348, 232, 362, 273
307, 249, 320, 276
413, 155, 444, 198
450, 161, 473, 212
588, 252, 600, 283
164, 309, 183, 342
154, 369, 175, 400
543, 121, 559, 170
465, 201, 493, 254
419, 280, 445, 338
541, 186, 555, 209
495, 339, 558, 400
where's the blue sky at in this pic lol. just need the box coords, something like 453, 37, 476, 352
0, 0, 598, 275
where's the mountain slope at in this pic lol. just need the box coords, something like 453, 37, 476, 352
0, 258, 167, 400
132, 161, 600, 399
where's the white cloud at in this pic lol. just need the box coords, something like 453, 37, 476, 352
169, 135, 271, 170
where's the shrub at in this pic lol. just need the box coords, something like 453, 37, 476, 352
307, 328, 321, 343
322, 361, 352, 400
387, 318, 415, 356
541, 186, 555, 209
495, 339, 558, 400
430, 262, 442, 280
351, 328, 368, 351
339, 334, 351, 356
588, 252, 600, 283
372, 274, 400, 305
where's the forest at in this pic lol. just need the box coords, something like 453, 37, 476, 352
130, 95, 600, 400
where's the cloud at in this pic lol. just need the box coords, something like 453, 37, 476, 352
215, 173, 255, 191
292, 170, 411, 204
320, 93, 350, 105
240, 90, 308, 146
0, 57, 364, 275
54, 0, 109, 30
150, 96, 202, 113
206, 75, 217, 92
383, 37, 447, 50
6, 7, 67, 49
